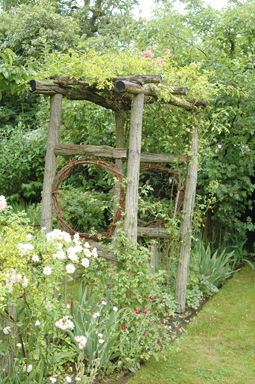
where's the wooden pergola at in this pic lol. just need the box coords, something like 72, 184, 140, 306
30, 74, 206, 313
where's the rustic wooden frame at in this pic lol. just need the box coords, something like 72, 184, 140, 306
31, 74, 204, 313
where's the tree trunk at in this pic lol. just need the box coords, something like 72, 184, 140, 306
41, 94, 62, 233
123, 94, 144, 245
175, 127, 198, 313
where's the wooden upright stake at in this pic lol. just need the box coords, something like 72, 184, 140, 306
175, 127, 198, 313
41, 94, 62, 232
115, 109, 125, 174
113, 110, 125, 211
123, 94, 144, 245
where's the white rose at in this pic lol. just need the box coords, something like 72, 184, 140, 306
66, 264, 75, 274
43, 266, 52, 276
81, 258, 89, 268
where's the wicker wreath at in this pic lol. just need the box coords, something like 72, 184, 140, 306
52, 159, 125, 241
138, 163, 184, 228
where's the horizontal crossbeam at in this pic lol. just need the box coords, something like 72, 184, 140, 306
54, 144, 187, 164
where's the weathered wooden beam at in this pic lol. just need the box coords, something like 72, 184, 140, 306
54, 144, 188, 164
55, 144, 128, 159
30, 80, 206, 111
124, 94, 144, 245
88, 241, 119, 262
175, 127, 198, 313
41, 94, 62, 232
141, 152, 187, 164
115, 81, 189, 96
137, 227, 170, 238
30, 80, 121, 111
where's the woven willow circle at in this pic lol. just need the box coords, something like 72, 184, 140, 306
52, 159, 125, 241
138, 163, 184, 228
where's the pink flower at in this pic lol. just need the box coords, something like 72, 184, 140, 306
142, 333, 145, 336
135, 311, 140, 314
156, 57, 164, 62
218, 144, 222, 149
143, 311, 147, 314
144, 50, 154, 58
153, 44, 158, 49
191, 61, 196, 66
149, 296, 153, 300
166, 49, 170, 55
121, 327, 126, 330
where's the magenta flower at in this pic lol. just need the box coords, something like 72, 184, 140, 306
121, 327, 126, 330
135, 298, 138, 301
135, 311, 140, 314
144, 50, 154, 58
149, 296, 153, 300
142, 333, 145, 336
143, 311, 147, 314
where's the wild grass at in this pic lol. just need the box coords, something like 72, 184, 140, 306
129, 265, 255, 384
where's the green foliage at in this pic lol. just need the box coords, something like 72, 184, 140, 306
67, 285, 124, 382
58, 185, 113, 234
0, 49, 32, 98
74, 0, 138, 38
78, 231, 177, 369
0, 127, 47, 203
191, 238, 233, 288
42, 48, 212, 102
61, 99, 116, 146
0, 2, 80, 63
0, 91, 40, 132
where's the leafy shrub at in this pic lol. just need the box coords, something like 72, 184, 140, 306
192, 238, 233, 288
58, 186, 113, 234
0, 201, 176, 381
79, 230, 177, 369
0, 127, 47, 203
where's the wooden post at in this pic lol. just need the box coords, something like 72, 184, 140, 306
150, 241, 157, 273
175, 127, 198, 313
41, 94, 62, 232
113, 110, 125, 212
123, 94, 144, 245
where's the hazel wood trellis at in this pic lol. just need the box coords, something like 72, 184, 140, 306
30, 74, 204, 313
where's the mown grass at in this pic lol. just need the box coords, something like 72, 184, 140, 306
129, 265, 255, 384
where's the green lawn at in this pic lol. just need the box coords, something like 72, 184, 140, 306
129, 265, 255, 384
